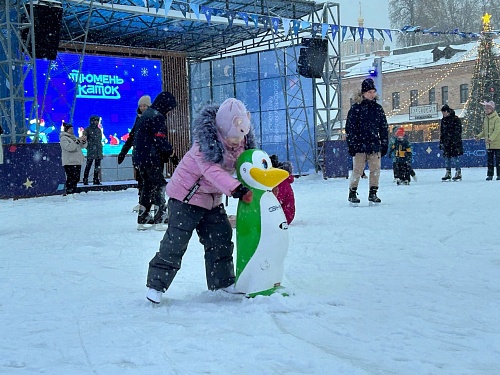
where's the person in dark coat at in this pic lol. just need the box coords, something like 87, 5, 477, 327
391, 127, 413, 185
132, 91, 177, 229
439, 104, 464, 181
82, 115, 104, 185
345, 78, 388, 204
118, 95, 152, 210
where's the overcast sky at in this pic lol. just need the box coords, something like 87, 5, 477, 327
317, 0, 391, 29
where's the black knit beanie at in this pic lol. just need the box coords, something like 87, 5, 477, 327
361, 78, 376, 93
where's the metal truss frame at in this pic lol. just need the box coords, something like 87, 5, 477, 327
0, 0, 38, 143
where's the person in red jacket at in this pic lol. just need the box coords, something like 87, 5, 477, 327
270, 155, 295, 225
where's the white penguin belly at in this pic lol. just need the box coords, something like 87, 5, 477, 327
236, 192, 289, 294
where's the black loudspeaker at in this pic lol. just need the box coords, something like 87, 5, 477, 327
21, 4, 63, 60
297, 38, 328, 78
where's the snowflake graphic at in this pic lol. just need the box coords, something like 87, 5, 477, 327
50, 61, 58, 71
141, 67, 148, 76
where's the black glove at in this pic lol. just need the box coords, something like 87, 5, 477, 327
232, 184, 253, 203
117, 152, 126, 165
439, 143, 443, 150
380, 145, 388, 157
170, 154, 179, 167
348, 146, 356, 157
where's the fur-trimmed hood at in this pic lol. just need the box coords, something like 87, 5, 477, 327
193, 104, 256, 165
351, 91, 380, 105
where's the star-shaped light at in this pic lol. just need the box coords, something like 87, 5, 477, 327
482, 13, 491, 26
23, 178, 34, 189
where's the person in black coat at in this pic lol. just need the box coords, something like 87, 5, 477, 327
118, 95, 151, 210
440, 104, 464, 181
82, 115, 104, 185
132, 91, 177, 229
345, 78, 389, 204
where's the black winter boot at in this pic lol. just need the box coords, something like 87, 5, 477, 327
442, 169, 452, 181
348, 187, 360, 204
452, 169, 462, 181
368, 186, 381, 204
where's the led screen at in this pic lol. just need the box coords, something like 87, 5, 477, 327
24, 52, 163, 152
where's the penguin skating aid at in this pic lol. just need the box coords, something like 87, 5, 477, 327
234, 149, 290, 297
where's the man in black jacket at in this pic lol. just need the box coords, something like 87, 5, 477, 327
118, 95, 151, 211
345, 78, 389, 205
132, 91, 177, 230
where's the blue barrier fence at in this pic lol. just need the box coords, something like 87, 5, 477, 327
323, 139, 487, 178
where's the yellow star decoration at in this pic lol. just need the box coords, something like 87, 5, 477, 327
482, 13, 491, 26
23, 178, 34, 189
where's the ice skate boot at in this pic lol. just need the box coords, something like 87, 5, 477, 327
368, 187, 381, 205
146, 288, 162, 304
153, 204, 169, 231
442, 169, 452, 181
137, 206, 154, 230
452, 169, 462, 181
348, 187, 360, 206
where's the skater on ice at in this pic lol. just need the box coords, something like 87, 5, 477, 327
390, 127, 413, 185
475, 101, 500, 180
59, 122, 87, 196
439, 104, 464, 182
345, 77, 388, 205
145, 98, 256, 304
133, 91, 177, 230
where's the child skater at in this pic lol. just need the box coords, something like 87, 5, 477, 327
270, 155, 296, 225
145, 98, 256, 304
391, 127, 413, 185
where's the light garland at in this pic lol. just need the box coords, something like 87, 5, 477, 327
386, 45, 478, 119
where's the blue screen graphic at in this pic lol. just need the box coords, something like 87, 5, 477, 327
24, 53, 163, 151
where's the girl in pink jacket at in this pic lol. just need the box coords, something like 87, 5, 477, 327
146, 98, 256, 304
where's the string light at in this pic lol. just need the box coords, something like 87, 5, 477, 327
386, 45, 478, 119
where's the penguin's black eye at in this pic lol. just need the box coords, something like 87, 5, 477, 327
261, 159, 268, 169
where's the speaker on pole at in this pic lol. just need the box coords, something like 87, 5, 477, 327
297, 38, 328, 79
21, 4, 63, 61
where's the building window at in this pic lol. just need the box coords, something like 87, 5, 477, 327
429, 88, 436, 104
410, 90, 418, 107
441, 86, 448, 105
392, 92, 400, 110
460, 84, 468, 103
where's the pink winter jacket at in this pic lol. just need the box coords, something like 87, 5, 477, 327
166, 141, 244, 210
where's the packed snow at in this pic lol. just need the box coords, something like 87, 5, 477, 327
1, 167, 499, 375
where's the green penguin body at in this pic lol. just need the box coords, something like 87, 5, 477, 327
235, 149, 289, 296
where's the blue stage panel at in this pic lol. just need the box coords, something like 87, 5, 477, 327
235, 81, 260, 113
190, 61, 211, 89
258, 50, 283, 79
212, 57, 234, 85
235, 54, 259, 83
0, 143, 66, 199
